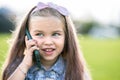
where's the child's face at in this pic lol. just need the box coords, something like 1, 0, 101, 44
29, 16, 65, 63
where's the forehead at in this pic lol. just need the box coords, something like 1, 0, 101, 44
29, 16, 65, 31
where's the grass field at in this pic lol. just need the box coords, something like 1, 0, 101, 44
0, 33, 120, 80
0, 33, 11, 79
78, 35, 120, 80
0, 33, 11, 66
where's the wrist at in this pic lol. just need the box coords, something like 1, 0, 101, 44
21, 60, 32, 69
18, 65, 27, 76
19, 63, 30, 74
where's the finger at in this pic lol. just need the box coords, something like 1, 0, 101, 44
25, 39, 37, 49
25, 36, 28, 42
26, 46, 39, 56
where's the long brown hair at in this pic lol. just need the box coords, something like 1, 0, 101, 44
2, 5, 90, 80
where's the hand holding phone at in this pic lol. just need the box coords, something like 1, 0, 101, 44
25, 27, 41, 68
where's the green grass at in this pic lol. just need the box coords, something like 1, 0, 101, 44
0, 33, 120, 80
0, 33, 11, 79
79, 35, 120, 80
0, 33, 11, 61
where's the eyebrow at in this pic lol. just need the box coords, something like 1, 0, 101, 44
34, 30, 64, 33
34, 30, 43, 33
53, 30, 64, 32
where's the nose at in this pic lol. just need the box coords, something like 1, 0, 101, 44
43, 37, 53, 46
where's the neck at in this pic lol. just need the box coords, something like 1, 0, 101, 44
40, 57, 58, 70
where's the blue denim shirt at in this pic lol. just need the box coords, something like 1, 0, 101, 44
25, 56, 66, 80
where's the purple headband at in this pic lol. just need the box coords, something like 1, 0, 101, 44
32, 2, 69, 16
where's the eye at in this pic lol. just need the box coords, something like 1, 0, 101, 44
36, 33, 44, 37
52, 33, 61, 37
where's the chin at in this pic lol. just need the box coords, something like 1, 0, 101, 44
43, 56, 58, 61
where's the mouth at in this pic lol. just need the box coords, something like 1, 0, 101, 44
41, 48, 56, 55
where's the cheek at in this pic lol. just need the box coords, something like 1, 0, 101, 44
56, 38, 65, 48
33, 37, 43, 46
37, 40, 43, 46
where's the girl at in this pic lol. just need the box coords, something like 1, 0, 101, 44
2, 2, 91, 80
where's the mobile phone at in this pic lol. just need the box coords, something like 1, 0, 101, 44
25, 27, 41, 68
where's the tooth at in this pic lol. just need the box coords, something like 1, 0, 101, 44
48, 49, 51, 51
47, 49, 50, 51
45, 49, 53, 51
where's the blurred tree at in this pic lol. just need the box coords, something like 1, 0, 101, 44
73, 19, 99, 34
0, 7, 16, 33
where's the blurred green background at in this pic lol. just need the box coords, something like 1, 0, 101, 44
0, 1, 120, 79
0, 33, 120, 80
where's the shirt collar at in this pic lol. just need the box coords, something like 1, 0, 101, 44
28, 55, 66, 75
50, 55, 66, 75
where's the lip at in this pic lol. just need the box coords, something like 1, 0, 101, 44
41, 48, 56, 55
